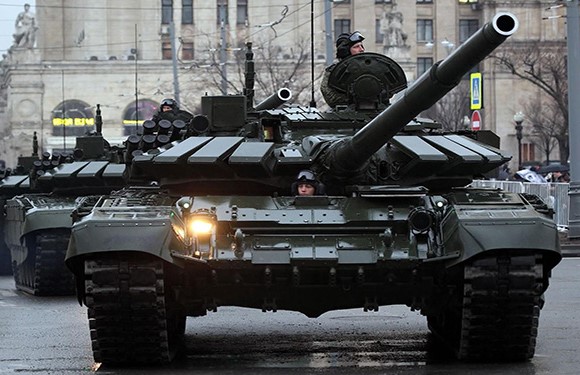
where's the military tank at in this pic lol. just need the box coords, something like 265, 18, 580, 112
65, 13, 561, 365
3, 106, 126, 295
0, 135, 42, 275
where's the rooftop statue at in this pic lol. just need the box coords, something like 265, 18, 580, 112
13, 3, 37, 49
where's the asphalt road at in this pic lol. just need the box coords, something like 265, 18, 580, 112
1, 258, 579, 375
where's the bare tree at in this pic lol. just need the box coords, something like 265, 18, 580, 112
493, 42, 568, 163
422, 80, 471, 131
523, 95, 561, 164
194, 35, 324, 106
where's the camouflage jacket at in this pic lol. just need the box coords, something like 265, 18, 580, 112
320, 64, 348, 108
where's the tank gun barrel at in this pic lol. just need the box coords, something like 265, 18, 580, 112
254, 88, 292, 111
330, 12, 518, 173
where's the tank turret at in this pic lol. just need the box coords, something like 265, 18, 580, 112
123, 13, 517, 195
324, 12, 518, 179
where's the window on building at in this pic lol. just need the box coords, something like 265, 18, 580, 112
417, 0, 433, 3
334, 19, 351, 39
123, 100, 160, 134
375, 0, 392, 3
237, 0, 248, 25
416, 19, 433, 42
181, 42, 194, 60
217, 0, 228, 25
182, 0, 193, 24
162, 0, 173, 24
417, 57, 433, 77
51, 100, 94, 136
458, 0, 478, 3
375, 19, 384, 44
459, 19, 479, 43
162, 40, 172, 60
522, 143, 535, 164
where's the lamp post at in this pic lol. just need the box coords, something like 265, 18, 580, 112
462, 115, 471, 130
513, 111, 524, 169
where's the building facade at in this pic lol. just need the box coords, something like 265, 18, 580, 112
0, 0, 567, 170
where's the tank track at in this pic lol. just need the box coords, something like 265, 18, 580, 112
13, 229, 75, 295
428, 253, 543, 361
85, 255, 185, 365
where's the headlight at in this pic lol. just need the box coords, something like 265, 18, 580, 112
170, 201, 217, 258
408, 208, 434, 234
188, 209, 217, 258
190, 218, 214, 235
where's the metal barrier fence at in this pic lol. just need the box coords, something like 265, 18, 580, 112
469, 180, 570, 227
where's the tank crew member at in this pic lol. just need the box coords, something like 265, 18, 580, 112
321, 31, 365, 107
336, 31, 365, 59
152, 98, 193, 123
292, 169, 326, 196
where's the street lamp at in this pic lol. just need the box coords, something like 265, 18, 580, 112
441, 38, 455, 54
462, 115, 471, 130
513, 111, 525, 169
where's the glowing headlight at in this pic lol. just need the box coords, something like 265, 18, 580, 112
190, 219, 214, 235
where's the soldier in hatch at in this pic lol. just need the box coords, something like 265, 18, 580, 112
151, 98, 193, 123
292, 170, 326, 196
320, 31, 365, 107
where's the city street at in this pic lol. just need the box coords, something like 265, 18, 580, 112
0, 258, 579, 374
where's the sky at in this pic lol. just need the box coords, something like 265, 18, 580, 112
0, 1, 35, 55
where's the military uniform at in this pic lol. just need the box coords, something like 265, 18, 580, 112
320, 64, 348, 108
321, 31, 365, 108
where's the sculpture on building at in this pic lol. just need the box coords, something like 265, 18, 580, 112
378, 5, 410, 61
380, 8, 407, 48
380, 4, 408, 47
13, 3, 37, 49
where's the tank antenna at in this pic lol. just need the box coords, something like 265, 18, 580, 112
244, 42, 255, 110
32, 131, 38, 157
309, 0, 316, 108
134, 24, 139, 132
95, 104, 102, 135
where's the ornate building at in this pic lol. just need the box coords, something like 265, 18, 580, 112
0, 0, 567, 170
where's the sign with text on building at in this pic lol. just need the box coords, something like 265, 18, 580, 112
52, 117, 95, 126
471, 110, 481, 131
470, 72, 482, 110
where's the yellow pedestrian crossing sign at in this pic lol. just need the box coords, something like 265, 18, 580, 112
470, 72, 482, 110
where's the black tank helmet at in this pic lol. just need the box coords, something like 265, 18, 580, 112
160, 98, 178, 110
291, 169, 326, 195
336, 31, 365, 60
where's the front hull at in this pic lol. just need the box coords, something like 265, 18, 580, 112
66, 188, 561, 365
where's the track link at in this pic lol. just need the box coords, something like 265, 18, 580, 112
429, 253, 543, 361
85, 255, 184, 365
13, 229, 75, 295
